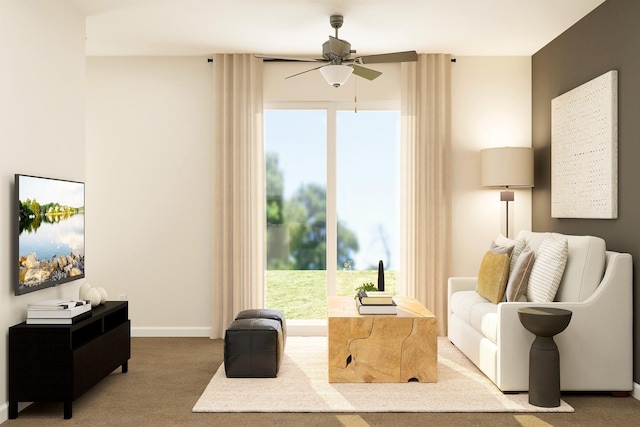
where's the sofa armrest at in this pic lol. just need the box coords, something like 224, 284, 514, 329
447, 277, 476, 313
495, 251, 633, 391
448, 277, 477, 294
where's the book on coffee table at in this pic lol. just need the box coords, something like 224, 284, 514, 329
357, 291, 394, 305
355, 298, 397, 315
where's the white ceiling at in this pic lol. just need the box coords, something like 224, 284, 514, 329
67, 0, 606, 57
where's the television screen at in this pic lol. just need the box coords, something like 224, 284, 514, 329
15, 174, 85, 295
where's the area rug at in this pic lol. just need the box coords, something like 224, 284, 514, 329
193, 337, 573, 413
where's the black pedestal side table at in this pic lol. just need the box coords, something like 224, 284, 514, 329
517, 307, 572, 407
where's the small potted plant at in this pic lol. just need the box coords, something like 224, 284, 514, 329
354, 282, 378, 299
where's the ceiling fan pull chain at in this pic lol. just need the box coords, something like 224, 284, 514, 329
354, 77, 358, 113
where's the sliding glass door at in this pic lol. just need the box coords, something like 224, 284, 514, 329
264, 102, 399, 321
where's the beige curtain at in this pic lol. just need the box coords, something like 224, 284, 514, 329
211, 54, 265, 339
399, 54, 452, 336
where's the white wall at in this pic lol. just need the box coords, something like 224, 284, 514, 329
85, 57, 214, 336
451, 56, 532, 276
0, 0, 85, 421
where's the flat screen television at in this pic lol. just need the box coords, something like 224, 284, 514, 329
15, 174, 85, 295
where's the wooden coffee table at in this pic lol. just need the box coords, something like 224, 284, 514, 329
327, 295, 437, 383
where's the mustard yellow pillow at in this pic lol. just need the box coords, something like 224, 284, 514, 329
476, 251, 510, 304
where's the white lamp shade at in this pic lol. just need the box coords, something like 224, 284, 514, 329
481, 147, 534, 188
319, 65, 353, 87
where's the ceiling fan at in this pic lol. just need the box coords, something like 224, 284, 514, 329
257, 15, 418, 87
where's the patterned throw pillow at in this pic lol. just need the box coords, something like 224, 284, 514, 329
476, 251, 511, 304
526, 235, 568, 302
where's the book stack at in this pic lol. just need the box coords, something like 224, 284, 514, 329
26, 299, 92, 325
355, 291, 397, 315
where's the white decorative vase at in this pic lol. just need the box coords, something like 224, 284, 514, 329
96, 286, 108, 304
79, 283, 92, 300
85, 287, 102, 307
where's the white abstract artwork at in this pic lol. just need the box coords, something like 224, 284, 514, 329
551, 70, 618, 219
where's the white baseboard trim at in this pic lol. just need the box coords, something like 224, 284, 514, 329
0, 401, 33, 423
132, 326, 211, 337
0, 402, 8, 424
632, 382, 640, 400
131, 322, 329, 338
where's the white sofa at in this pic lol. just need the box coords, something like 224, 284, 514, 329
447, 230, 633, 392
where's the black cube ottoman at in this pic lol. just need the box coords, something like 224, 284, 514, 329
235, 309, 287, 346
224, 318, 284, 378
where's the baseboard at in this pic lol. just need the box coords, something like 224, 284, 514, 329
0, 401, 33, 424
131, 322, 328, 338
131, 326, 211, 337
632, 382, 640, 400
0, 402, 7, 424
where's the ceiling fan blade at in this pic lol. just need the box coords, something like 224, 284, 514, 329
285, 65, 327, 79
350, 64, 382, 81
255, 54, 322, 63
357, 51, 418, 64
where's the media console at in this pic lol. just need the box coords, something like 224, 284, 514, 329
8, 301, 130, 419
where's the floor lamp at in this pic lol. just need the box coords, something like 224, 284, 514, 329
481, 147, 534, 238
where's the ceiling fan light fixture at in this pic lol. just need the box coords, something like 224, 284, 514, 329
319, 65, 353, 87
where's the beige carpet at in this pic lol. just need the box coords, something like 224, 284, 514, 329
193, 336, 573, 413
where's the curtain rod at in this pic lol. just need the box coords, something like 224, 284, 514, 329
208, 58, 457, 62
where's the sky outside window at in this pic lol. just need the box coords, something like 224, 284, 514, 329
265, 108, 399, 272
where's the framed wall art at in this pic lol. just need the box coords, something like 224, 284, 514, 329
551, 70, 618, 219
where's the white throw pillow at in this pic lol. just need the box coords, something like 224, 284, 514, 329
526, 235, 568, 302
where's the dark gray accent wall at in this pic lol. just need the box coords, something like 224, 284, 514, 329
532, 0, 640, 386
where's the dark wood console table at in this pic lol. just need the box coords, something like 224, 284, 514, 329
8, 301, 131, 419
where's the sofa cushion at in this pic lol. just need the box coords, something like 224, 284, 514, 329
476, 251, 510, 304
527, 234, 568, 302
450, 290, 489, 324
449, 291, 489, 323
450, 291, 498, 344
505, 245, 535, 302
469, 302, 499, 344
517, 231, 606, 302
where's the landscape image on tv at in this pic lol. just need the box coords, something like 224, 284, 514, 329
16, 174, 85, 295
